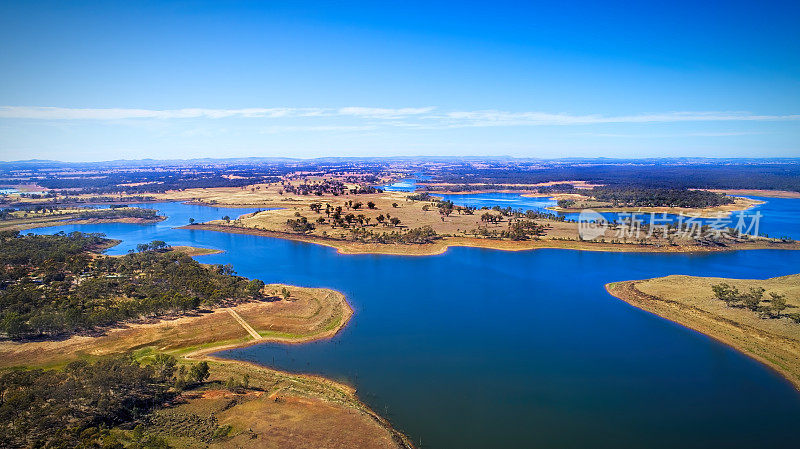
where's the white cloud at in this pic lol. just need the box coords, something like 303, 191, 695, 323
0, 106, 327, 120
432, 110, 800, 127
583, 131, 766, 138
0, 106, 435, 120
0, 106, 797, 129
337, 106, 435, 118
259, 125, 378, 134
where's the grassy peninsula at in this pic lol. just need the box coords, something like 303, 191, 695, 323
607, 274, 800, 390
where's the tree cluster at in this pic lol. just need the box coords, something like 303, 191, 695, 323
711, 283, 797, 320
588, 187, 734, 208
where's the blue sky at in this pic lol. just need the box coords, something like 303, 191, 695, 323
1, 0, 799, 161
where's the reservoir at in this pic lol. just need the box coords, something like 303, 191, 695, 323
30, 200, 800, 448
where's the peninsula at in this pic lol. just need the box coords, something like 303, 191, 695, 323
607, 274, 800, 390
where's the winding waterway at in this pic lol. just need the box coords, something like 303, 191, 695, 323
29, 200, 800, 448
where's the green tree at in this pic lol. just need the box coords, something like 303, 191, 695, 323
189, 361, 210, 383
246, 279, 265, 296
711, 283, 741, 305
770, 292, 787, 317
742, 287, 765, 311
226, 376, 238, 391
152, 353, 177, 381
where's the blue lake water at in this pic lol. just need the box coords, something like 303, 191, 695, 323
436, 192, 800, 241
28, 200, 800, 448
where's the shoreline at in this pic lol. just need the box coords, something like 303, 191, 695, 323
710, 189, 800, 199
606, 279, 800, 391
196, 356, 416, 449
170, 288, 413, 448
185, 285, 354, 359
169, 245, 224, 257
181, 223, 800, 256
0, 215, 166, 232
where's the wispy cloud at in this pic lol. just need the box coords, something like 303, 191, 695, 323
583, 131, 767, 138
430, 110, 800, 127
0, 106, 432, 120
259, 125, 378, 134
337, 106, 435, 118
1, 106, 798, 129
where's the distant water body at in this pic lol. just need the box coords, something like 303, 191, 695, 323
378, 178, 799, 240
30, 200, 800, 448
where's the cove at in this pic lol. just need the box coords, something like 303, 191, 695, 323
29, 201, 800, 448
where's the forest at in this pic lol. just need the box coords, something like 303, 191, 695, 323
0, 232, 265, 339
587, 186, 734, 208
0, 354, 214, 448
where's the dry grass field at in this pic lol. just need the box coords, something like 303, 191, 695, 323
607, 274, 800, 390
